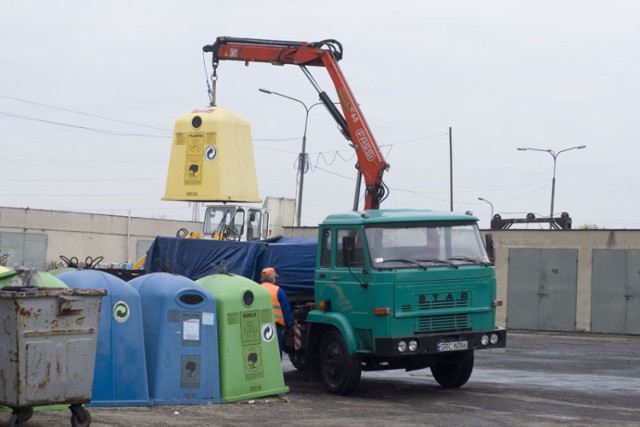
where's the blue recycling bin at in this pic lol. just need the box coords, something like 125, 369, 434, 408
57, 270, 152, 407
129, 272, 221, 404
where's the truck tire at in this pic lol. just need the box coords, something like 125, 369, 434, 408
288, 351, 304, 371
319, 330, 361, 395
430, 350, 474, 388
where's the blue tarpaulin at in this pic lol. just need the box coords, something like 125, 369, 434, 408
257, 237, 317, 294
143, 236, 317, 294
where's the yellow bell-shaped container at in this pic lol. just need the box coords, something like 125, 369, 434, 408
163, 106, 261, 202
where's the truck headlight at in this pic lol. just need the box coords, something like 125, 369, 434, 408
408, 340, 418, 352
397, 341, 407, 353
490, 333, 499, 345
481, 335, 489, 346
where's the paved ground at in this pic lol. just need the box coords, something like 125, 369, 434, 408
3, 331, 639, 426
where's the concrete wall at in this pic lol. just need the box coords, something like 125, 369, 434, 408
0, 207, 200, 268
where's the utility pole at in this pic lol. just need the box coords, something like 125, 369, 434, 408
449, 127, 453, 212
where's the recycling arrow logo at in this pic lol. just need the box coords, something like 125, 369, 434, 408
261, 323, 275, 343
205, 145, 217, 161
113, 301, 130, 323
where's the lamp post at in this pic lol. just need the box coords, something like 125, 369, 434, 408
517, 145, 586, 229
477, 197, 494, 225
259, 88, 324, 227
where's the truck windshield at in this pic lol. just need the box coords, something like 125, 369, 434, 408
364, 223, 490, 269
203, 206, 240, 236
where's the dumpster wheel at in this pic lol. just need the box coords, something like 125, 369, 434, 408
70, 404, 91, 427
8, 407, 33, 427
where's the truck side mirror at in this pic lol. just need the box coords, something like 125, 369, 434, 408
485, 233, 495, 262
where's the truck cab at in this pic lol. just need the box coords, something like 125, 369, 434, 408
202, 205, 270, 241
301, 209, 506, 395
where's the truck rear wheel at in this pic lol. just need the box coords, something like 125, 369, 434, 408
430, 350, 474, 388
319, 330, 361, 395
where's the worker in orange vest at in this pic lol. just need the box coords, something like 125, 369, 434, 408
260, 267, 293, 357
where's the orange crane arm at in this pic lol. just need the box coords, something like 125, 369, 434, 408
203, 37, 390, 210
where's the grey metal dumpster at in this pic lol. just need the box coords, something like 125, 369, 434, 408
0, 286, 106, 426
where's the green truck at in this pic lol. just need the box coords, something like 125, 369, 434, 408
204, 37, 506, 395
291, 209, 506, 395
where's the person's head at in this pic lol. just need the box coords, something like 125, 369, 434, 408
261, 267, 278, 283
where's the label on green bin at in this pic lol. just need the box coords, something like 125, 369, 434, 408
261, 323, 275, 343
240, 311, 260, 346
243, 346, 264, 380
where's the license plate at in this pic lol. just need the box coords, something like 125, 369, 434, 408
437, 340, 468, 352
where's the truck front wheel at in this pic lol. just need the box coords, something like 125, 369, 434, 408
430, 350, 474, 388
319, 330, 361, 395
288, 351, 304, 371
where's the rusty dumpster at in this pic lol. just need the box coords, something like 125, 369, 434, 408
0, 286, 106, 426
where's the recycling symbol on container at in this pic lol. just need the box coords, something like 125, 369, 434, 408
113, 301, 130, 323
205, 145, 217, 161
261, 323, 275, 343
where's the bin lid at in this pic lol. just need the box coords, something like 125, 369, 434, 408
0, 266, 17, 281
0, 267, 68, 289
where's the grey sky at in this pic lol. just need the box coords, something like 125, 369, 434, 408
1, 1, 638, 228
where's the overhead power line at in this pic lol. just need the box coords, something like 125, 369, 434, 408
1, 177, 161, 183
0, 94, 171, 132
3, 157, 164, 164
0, 192, 160, 197
0, 111, 171, 138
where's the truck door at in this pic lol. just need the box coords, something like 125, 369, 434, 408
333, 228, 371, 332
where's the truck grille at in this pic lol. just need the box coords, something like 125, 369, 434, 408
415, 314, 470, 332
400, 292, 470, 312
398, 291, 472, 331
418, 291, 469, 310
418, 299, 468, 310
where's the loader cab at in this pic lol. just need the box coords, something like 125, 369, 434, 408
202, 205, 270, 241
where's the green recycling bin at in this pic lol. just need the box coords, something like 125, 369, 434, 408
197, 273, 288, 402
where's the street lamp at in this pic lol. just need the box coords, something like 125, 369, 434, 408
517, 145, 586, 229
259, 88, 324, 227
477, 197, 494, 223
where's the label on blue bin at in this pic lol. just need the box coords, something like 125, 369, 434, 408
183, 318, 200, 341
181, 355, 201, 389
202, 312, 215, 326
182, 312, 201, 346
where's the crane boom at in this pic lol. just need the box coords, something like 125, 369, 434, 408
203, 36, 390, 210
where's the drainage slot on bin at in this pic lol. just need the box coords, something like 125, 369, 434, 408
179, 293, 204, 305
